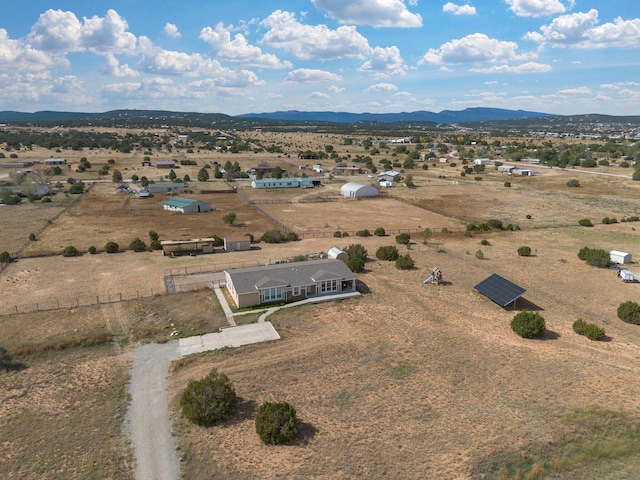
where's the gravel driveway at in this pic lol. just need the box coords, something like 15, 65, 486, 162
126, 341, 181, 480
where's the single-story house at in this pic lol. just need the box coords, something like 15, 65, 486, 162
161, 238, 215, 256
474, 158, 492, 166
138, 187, 151, 198
45, 158, 66, 165
1, 161, 35, 168
611, 250, 632, 264
312, 164, 324, 173
340, 182, 379, 198
328, 247, 349, 264
498, 165, 515, 173
224, 259, 357, 308
156, 160, 175, 169
379, 180, 395, 188
224, 236, 252, 252
333, 166, 362, 175
163, 197, 211, 214
251, 178, 315, 189
250, 165, 276, 175
146, 182, 185, 194
377, 170, 401, 182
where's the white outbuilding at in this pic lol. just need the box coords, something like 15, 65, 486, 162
610, 250, 632, 264
328, 247, 349, 264
340, 182, 379, 199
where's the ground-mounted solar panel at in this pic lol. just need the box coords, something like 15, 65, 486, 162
474, 274, 526, 308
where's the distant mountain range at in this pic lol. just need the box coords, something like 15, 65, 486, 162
0, 107, 552, 126
236, 107, 554, 124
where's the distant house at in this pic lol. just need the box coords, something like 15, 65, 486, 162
156, 160, 175, 169
224, 236, 252, 252
610, 250, 632, 265
474, 158, 491, 166
146, 182, 185, 194
312, 164, 324, 173
142, 160, 151, 167
251, 178, 316, 189
224, 259, 357, 308
250, 166, 276, 175
138, 187, 151, 198
333, 166, 362, 175
377, 170, 400, 182
498, 165, 515, 173
379, 180, 395, 188
45, 158, 66, 165
163, 197, 211, 214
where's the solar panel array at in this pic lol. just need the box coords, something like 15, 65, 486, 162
474, 274, 526, 307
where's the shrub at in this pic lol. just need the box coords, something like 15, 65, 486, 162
261, 230, 285, 243
347, 257, 365, 273
573, 319, 587, 335
566, 179, 580, 188
180, 368, 237, 426
577, 246, 590, 261
129, 238, 147, 252
578, 218, 593, 227
0, 251, 10, 263
344, 244, 367, 263
333, 231, 343, 238
583, 323, 606, 341
62, 245, 79, 257
511, 311, 546, 338
149, 230, 159, 242
284, 232, 299, 242
356, 229, 371, 237
68, 182, 85, 194
602, 217, 618, 224
376, 245, 399, 261
88, 246, 97, 254
395, 233, 411, 245
475, 250, 484, 260
504, 181, 511, 187
104, 241, 119, 253
28, 233, 36, 241
255, 401, 298, 445
480, 239, 491, 246
222, 213, 236, 225
395, 254, 414, 270
617, 301, 640, 325
578, 247, 609, 268
212, 235, 224, 247
517, 246, 532, 257
374, 227, 386, 236
487, 219, 504, 230
149, 240, 161, 250
41, 196, 51, 203
290, 255, 308, 262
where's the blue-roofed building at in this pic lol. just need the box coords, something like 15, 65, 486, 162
163, 197, 211, 214
251, 177, 317, 189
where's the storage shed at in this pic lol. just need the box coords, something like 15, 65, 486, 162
610, 250, 632, 265
224, 236, 252, 252
328, 247, 349, 264
163, 197, 211, 213
340, 182, 379, 199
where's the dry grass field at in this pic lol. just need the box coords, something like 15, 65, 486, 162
1, 130, 640, 479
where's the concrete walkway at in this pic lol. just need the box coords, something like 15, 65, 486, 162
213, 283, 236, 326
178, 322, 280, 356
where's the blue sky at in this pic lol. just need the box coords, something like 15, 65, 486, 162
0, 1, 638, 116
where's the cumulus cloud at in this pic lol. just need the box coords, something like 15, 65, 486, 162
470, 62, 552, 73
81, 9, 137, 55
600, 81, 640, 89
261, 10, 370, 60
365, 83, 398, 92
420, 33, 528, 64
557, 86, 593, 95
505, 0, 572, 18
28, 9, 83, 51
308, 91, 329, 98
443, 3, 477, 16
286, 68, 343, 83
164, 23, 181, 38
51, 75, 83, 93
524, 10, 640, 48
328, 85, 346, 93
0, 28, 62, 74
311, 0, 422, 27
200, 23, 291, 68
359, 46, 407, 77
104, 54, 139, 77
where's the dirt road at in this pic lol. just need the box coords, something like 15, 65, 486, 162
126, 342, 181, 480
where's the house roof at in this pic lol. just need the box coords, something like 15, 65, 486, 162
378, 170, 400, 177
163, 197, 205, 208
226, 259, 356, 296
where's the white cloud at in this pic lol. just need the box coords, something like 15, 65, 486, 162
485, 80, 498, 84
0, 28, 61, 74
360, 46, 407, 77
524, 10, 640, 48
308, 91, 329, 98
557, 87, 593, 95
328, 85, 346, 93
365, 83, 398, 92
420, 33, 527, 64
286, 68, 342, 83
311, 0, 422, 27
81, 9, 137, 55
51, 75, 83, 93
600, 81, 640, 90
505, 0, 572, 18
261, 10, 370, 60
200, 23, 291, 68
28, 9, 82, 51
470, 62, 552, 73
104, 54, 139, 77
164, 23, 181, 38
102, 82, 142, 95
443, 3, 477, 16
439, 66, 453, 72
393, 91, 411, 97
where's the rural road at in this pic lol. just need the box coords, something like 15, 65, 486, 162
126, 341, 181, 480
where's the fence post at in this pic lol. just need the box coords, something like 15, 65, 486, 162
36, 303, 39, 311
97, 295, 100, 304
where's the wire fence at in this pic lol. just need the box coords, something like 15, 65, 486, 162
1, 288, 160, 316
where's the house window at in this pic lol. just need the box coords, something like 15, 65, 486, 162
320, 279, 338, 293
263, 286, 283, 302
306, 285, 312, 295
292, 286, 301, 296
